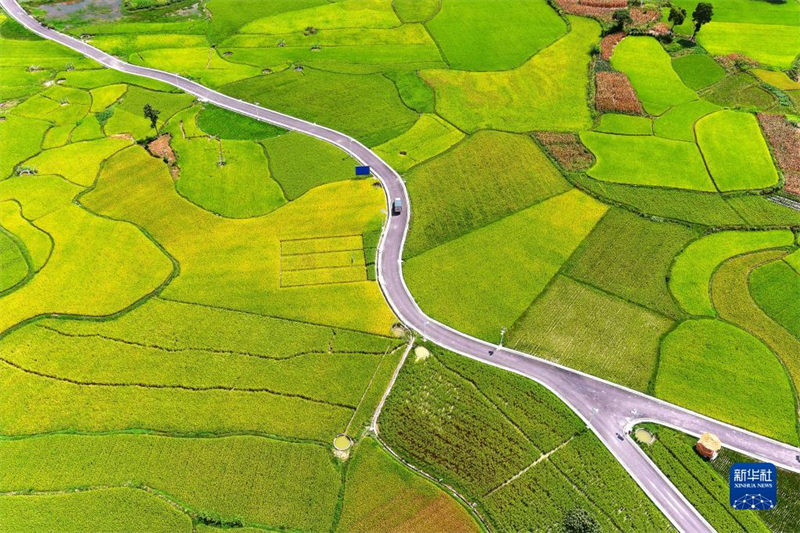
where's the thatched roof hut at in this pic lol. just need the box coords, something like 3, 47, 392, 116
696, 432, 722, 460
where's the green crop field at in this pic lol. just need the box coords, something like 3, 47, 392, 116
611, 36, 697, 115
5, 0, 800, 528
636, 425, 787, 532
404, 130, 571, 257
711, 250, 800, 410
405, 189, 607, 341
669, 230, 795, 317
750, 256, 800, 338
656, 319, 798, 444
695, 110, 778, 191
421, 16, 599, 132
581, 131, 715, 190
381, 347, 671, 531
671, 53, 725, 91
425, 0, 565, 71
508, 275, 673, 391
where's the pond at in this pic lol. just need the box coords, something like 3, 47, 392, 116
38, 0, 122, 21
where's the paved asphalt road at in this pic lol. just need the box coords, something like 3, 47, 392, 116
6, 1, 800, 529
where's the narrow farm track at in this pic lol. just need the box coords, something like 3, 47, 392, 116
4, 2, 799, 530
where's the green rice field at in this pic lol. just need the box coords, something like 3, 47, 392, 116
4, 0, 800, 528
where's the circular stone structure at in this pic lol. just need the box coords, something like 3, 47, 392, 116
333, 434, 353, 451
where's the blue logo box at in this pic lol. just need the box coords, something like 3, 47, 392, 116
355, 165, 371, 176
730, 462, 777, 510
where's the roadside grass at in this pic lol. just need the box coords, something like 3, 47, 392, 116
404, 130, 571, 258
0, 229, 28, 292
671, 53, 725, 91
24, 136, 132, 187
669, 229, 795, 316
392, 0, 440, 22
222, 67, 417, 147
421, 16, 599, 132
0, 488, 192, 533
373, 114, 464, 173
83, 145, 395, 333
0, 434, 341, 531
652, 99, 720, 142
239, 0, 400, 34
565, 208, 698, 319
595, 113, 652, 135
381, 349, 670, 531
509, 276, 673, 391
173, 135, 286, 217
425, 0, 565, 71
750, 257, 800, 338
711, 251, 800, 413
260, 131, 357, 200
88, 83, 127, 112
0, 200, 51, 270
404, 189, 607, 341
655, 318, 798, 445
610, 36, 696, 115
0, 115, 50, 179
221, 25, 445, 75
752, 69, 800, 91
580, 131, 715, 191
696, 110, 778, 191
636, 426, 772, 532
195, 104, 284, 140
337, 437, 479, 533
0, 176, 174, 334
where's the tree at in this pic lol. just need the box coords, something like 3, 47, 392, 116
668, 5, 686, 28
691, 2, 713, 40
143, 104, 161, 133
563, 509, 600, 533
612, 9, 633, 31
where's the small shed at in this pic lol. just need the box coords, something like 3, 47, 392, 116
696, 432, 722, 460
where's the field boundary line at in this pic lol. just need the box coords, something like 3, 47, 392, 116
0, 356, 358, 410
483, 434, 576, 498
369, 340, 413, 433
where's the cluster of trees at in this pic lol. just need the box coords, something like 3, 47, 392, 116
612, 2, 713, 39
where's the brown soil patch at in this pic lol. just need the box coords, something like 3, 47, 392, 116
147, 133, 177, 164
600, 32, 624, 60
595, 71, 644, 114
758, 113, 800, 196
534, 132, 595, 172
630, 6, 661, 26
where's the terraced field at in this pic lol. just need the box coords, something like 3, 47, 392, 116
4, 0, 800, 528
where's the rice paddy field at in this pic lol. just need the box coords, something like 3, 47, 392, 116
637, 425, 800, 532
4, 0, 800, 528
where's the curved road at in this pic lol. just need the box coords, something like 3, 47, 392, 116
5, 2, 800, 530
